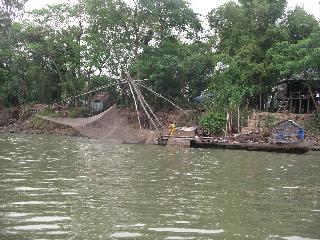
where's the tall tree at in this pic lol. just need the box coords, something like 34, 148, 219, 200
207, 0, 289, 110
283, 6, 319, 43
133, 38, 212, 105
268, 30, 320, 109
85, 0, 202, 78
27, 3, 86, 101
0, 0, 28, 106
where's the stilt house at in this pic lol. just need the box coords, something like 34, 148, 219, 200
276, 73, 320, 114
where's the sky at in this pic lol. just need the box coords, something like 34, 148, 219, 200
25, 0, 320, 19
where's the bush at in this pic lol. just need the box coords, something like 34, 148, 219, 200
68, 107, 92, 118
258, 115, 279, 129
305, 112, 320, 134
37, 107, 64, 117
200, 111, 226, 135
37, 107, 55, 116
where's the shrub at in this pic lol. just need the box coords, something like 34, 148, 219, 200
200, 111, 226, 135
258, 115, 279, 129
305, 112, 320, 134
37, 107, 55, 116
68, 107, 91, 118
37, 107, 65, 117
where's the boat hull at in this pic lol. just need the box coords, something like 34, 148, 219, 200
190, 140, 313, 154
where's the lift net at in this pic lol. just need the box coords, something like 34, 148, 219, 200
41, 105, 158, 144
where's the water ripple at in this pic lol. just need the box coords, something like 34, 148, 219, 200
148, 228, 224, 234
110, 232, 143, 238
25, 216, 71, 222
11, 224, 60, 230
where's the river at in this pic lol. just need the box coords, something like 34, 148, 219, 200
0, 134, 319, 240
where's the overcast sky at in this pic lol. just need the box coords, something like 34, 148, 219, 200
25, 0, 320, 19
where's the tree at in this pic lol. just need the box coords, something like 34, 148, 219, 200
268, 30, 320, 109
85, 0, 202, 79
207, 0, 289, 110
0, 0, 28, 106
26, 3, 86, 102
138, 0, 202, 42
208, 2, 247, 56
282, 6, 319, 43
239, 0, 287, 27
131, 38, 213, 106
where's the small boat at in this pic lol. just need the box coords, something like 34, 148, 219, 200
190, 138, 314, 154
157, 136, 169, 146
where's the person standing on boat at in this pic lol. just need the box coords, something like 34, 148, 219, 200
298, 128, 305, 141
169, 122, 176, 137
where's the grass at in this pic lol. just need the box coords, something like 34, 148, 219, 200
36, 107, 64, 117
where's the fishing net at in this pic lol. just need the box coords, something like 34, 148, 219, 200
41, 105, 158, 144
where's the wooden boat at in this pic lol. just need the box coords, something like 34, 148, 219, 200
190, 138, 314, 154
157, 136, 169, 146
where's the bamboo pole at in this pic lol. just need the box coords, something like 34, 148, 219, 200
134, 83, 164, 129
237, 105, 240, 133
129, 78, 159, 131
229, 112, 232, 134
136, 83, 182, 110
225, 112, 229, 137
128, 81, 142, 130
63, 82, 121, 103
139, 95, 164, 129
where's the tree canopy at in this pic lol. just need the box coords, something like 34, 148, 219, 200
0, 0, 319, 114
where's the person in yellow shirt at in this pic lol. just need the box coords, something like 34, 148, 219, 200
169, 122, 176, 136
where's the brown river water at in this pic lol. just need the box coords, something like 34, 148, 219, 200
0, 133, 319, 240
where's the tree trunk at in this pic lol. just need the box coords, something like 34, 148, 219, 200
306, 83, 319, 112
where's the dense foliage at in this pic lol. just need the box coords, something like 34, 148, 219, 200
200, 111, 226, 135
0, 0, 319, 125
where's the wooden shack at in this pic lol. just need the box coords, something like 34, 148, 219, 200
90, 93, 113, 112
271, 120, 304, 142
276, 74, 320, 114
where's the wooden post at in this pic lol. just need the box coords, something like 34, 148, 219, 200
255, 115, 258, 130
299, 100, 302, 114
259, 79, 262, 111
237, 105, 240, 133
229, 113, 232, 134
290, 99, 292, 112
259, 92, 262, 111
225, 112, 228, 138
307, 99, 310, 114
307, 82, 319, 111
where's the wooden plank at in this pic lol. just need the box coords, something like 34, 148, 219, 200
299, 100, 302, 114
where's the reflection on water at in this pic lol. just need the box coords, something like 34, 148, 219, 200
110, 232, 143, 238
0, 133, 319, 240
148, 228, 224, 234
